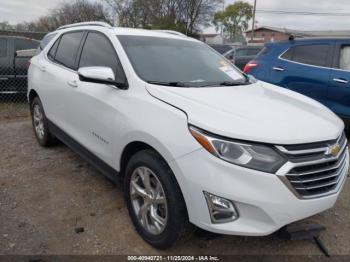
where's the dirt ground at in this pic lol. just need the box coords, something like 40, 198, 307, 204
0, 119, 349, 256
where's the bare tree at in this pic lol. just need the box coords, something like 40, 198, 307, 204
9, 0, 112, 32
104, 0, 221, 35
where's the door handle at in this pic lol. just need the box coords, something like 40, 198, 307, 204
67, 80, 78, 88
272, 66, 285, 72
333, 78, 349, 84
39, 65, 46, 72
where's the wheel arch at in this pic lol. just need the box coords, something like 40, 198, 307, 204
28, 89, 39, 104
118, 140, 191, 218
119, 141, 155, 177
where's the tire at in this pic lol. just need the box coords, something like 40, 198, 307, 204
124, 149, 190, 249
30, 96, 56, 147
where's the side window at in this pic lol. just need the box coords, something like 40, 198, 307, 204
247, 48, 261, 56
292, 45, 330, 67
236, 49, 248, 56
79, 32, 125, 82
48, 37, 60, 61
15, 38, 39, 51
55, 31, 84, 69
339, 46, 350, 71
281, 48, 293, 60
0, 38, 7, 57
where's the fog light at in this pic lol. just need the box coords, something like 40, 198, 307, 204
203, 191, 239, 223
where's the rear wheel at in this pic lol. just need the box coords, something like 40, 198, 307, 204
124, 150, 190, 249
30, 96, 56, 147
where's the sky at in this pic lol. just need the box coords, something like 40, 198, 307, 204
1, 0, 350, 31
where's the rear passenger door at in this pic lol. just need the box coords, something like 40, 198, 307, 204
39, 31, 85, 132
328, 41, 350, 121
270, 43, 333, 105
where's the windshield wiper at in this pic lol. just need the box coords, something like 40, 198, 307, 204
218, 80, 249, 86
147, 81, 189, 87
197, 80, 249, 87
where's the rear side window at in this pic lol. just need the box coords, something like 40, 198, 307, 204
54, 31, 84, 69
15, 38, 39, 51
283, 44, 330, 67
0, 38, 7, 57
79, 32, 125, 82
340, 46, 350, 71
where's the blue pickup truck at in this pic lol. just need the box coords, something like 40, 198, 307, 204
245, 38, 350, 126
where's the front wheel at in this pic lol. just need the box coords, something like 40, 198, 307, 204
124, 150, 190, 249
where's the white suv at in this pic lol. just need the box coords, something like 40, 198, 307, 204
28, 22, 349, 249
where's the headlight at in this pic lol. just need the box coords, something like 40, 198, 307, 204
189, 126, 286, 173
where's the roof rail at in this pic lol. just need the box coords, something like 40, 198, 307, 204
57, 21, 112, 31
153, 30, 187, 37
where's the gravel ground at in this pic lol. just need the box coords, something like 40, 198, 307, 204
0, 119, 349, 256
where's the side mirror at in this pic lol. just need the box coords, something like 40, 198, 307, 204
78, 66, 127, 89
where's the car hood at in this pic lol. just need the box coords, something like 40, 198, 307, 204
145, 81, 344, 145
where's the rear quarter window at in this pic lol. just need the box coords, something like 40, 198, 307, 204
39, 33, 58, 51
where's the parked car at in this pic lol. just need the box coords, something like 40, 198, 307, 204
0, 36, 39, 95
28, 22, 349, 249
244, 37, 350, 126
224, 46, 263, 70
208, 44, 234, 54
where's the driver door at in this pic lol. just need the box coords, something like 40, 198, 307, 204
67, 31, 127, 165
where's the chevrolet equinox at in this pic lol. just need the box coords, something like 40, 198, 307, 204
28, 22, 349, 249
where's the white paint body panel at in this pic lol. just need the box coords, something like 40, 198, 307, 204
28, 25, 347, 236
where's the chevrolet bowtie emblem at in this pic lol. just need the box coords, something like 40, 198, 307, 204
326, 143, 341, 156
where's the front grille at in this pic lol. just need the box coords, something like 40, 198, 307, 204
276, 133, 349, 199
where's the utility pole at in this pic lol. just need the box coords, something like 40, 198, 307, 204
251, 0, 257, 42
221, 0, 225, 44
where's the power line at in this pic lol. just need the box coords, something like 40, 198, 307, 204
256, 10, 350, 16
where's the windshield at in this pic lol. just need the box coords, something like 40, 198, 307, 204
117, 35, 247, 87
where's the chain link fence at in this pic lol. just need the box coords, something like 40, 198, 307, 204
0, 30, 46, 120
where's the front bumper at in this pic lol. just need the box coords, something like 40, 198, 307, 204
170, 148, 349, 236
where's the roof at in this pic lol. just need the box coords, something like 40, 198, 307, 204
52, 22, 196, 42
113, 27, 196, 41
245, 26, 350, 37
265, 37, 350, 47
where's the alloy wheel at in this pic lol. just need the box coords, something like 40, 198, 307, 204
130, 166, 168, 235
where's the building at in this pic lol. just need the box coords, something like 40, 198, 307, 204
245, 26, 350, 43
199, 33, 224, 44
